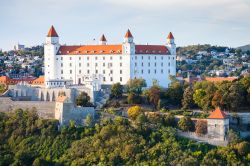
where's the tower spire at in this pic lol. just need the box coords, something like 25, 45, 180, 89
99, 34, 107, 45
47, 25, 58, 37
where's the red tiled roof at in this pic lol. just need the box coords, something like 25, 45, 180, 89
167, 32, 174, 39
205, 77, 237, 82
125, 29, 133, 38
100, 34, 107, 41
135, 45, 170, 55
32, 76, 44, 85
58, 45, 123, 55
47, 25, 58, 37
208, 107, 227, 119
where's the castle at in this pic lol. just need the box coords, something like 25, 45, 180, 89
44, 26, 176, 88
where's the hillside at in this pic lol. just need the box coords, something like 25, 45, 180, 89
237, 44, 250, 52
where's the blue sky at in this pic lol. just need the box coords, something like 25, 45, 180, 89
0, 0, 250, 51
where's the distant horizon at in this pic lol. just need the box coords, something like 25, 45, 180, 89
1, 0, 250, 51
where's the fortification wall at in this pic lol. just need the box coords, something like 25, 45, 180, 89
0, 97, 55, 119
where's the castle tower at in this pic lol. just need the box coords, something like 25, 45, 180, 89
166, 32, 176, 55
207, 107, 229, 141
55, 95, 74, 125
99, 34, 107, 45
44, 26, 60, 87
123, 29, 135, 55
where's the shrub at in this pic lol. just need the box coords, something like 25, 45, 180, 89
235, 141, 250, 156
195, 120, 207, 136
127, 106, 143, 120
178, 116, 194, 132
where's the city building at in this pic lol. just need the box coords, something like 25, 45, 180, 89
44, 26, 176, 88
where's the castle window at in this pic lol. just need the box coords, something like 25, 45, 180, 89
87, 57, 89, 60
103, 77, 106, 82
95, 63, 98, 67
135, 62, 137, 67
61, 63, 63, 67
110, 56, 113, 60
135, 56, 137, 60
155, 62, 156, 67
95, 57, 98, 60
87, 70, 90, 74
61, 70, 63, 74
110, 77, 113, 81
146, 50, 148, 53
103, 57, 105, 60
103, 70, 105, 74
148, 69, 150, 74
120, 70, 122, 74
168, 69, 170, 73
87, 63, 89, 67
120, 77, 122, 82
148, 56, 150, 60
67, 51, 69, 54
79, 57, 81, 60
141, 70, 143, 74
161, 63, 163, 67
95, 70, 98, 74
154, 69, 157, 74
61, 57, 63, 60
110, 70, 113, 74
168, 62, 170, 66
70, 57, 72, 60
120, 63, 122, 67
173, 57, 175, 60
161, 56, 163, 60
70, 70, 72, 74
56, 58, 58, 60
120, 56, 122, 60
70, 63, 72, 67
168, 57, 170, 60
148, 62, 150, 67
161, 69, 163, 73
79, 70, 81, 74
103, 63, 105, 67
141, 56, 143, 60
142, 62, 143, 66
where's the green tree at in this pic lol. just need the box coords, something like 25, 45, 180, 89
182, 86, 195, 110
146, 85, 161, 109
126, 78, 146, 95
178, 116, 194, 131
85, 114, 94, 127
195, 120, 207, 136
76, 92, 92, 107
111, 83, 123, 98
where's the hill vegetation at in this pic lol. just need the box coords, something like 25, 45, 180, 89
1, 109, 250, 165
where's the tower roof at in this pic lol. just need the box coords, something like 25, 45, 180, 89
124, 29, 133, 38
100, 34, 107, 41
47, 25, 59, 37
167, 32, 174, 39
208, 107, 227, 119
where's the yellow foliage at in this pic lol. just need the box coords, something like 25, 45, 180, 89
127, 105, 143, 120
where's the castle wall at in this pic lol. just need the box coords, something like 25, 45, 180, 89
0, 97, 55, 119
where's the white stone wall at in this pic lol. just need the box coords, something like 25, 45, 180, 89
130, 54, 176, 87
207, 119, 229, 141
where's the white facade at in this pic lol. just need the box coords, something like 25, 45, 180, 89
44, 27, 176, 88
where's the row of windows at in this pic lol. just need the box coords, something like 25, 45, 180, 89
57, 56, 123, 61
134, 56, 175, 60
134, 69, 170, 74
103, 77, 122, 82
59, 69, 169, 75
61, 69, 123, 74
135, 62, 171, 67
60, 62, 122, 67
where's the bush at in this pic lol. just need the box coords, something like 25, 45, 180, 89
178, 116, 194, 132
127, 93, 142, 104
111, 83, 123, 99
235, 141, 250, 156
195, 120, 207, 136
127, 106, 143, 120
163, 113, 175, 127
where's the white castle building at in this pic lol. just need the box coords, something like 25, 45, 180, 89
44, 26, 176, 88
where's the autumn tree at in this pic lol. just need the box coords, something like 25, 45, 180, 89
195, 120, 207, 136
146, 85, 161, 109
127, 105, 143, 120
